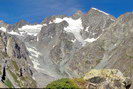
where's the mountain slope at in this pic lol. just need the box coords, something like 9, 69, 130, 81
0, 8, 132, 88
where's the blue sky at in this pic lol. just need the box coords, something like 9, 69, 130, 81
0, 0, 132, 24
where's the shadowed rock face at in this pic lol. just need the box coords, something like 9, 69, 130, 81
6, 36, 29, 59
0, 31, 36, 88
0, 31, 29, 60
0, 8, 132, 88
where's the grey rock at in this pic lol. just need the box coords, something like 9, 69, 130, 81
0, 8, 132, 88
6, 36, 29, 59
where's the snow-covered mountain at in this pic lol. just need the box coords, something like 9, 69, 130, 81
0, 8, 132, 88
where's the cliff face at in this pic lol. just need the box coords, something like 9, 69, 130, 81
0, 31, 36, 88
0, 8, 132, 88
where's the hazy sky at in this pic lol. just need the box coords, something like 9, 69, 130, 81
0, 0, 132, 24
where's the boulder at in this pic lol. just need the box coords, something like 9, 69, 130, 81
84, 69, 132, 89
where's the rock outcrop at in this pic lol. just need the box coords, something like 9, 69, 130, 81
46, 69, 131, 89
0, 31, 36, 88
6, 36, 29, 59
84, 69, 132, 89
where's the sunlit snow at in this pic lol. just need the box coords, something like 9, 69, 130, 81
27, 47, 41, 70
8, 31, 19, 35
84, 38, 97, 43
85, 26, 90, 32
71, 39, 76, 43
51, 17, 102, 45
27, 47, 40, 58
18, 24, 43, 36
52, 17, 86, 44
85, 34, 102, 43
0, 27, 6, 32
91, 7, 109, 16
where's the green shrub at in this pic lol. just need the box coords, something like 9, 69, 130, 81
96, 59, 102, 64
46, 78, 79, 89
4, 78, 14, 88
73, 78, 87, 88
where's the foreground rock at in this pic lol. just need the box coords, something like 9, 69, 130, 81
84, 69, 132, 89
46, 69, 131, 89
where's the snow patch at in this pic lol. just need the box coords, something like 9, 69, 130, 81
31, 58, 40, 70
0, 27, 6, 32
53, 17, 85, 44
53, 18, 66, 23
85, 34, 102, 43
84, 38, 97, 43
18, 24, 43, 36
64, 18, 84, 43
8, 31, 19, 35
50, 36, 53, 38
111, 18, 115, 21
85, 26, 90, 32
71, 39, 76, 43
27, 47, 41, 70
27, 47, 40, 58
43, 24, 47, 26
91, 7, 109, 16
92, 32, 97, 35
52, 17, 101, 45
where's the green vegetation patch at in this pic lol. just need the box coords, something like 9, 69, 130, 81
12, 60, 19, 71
126, 55, 133, 59
73, 78, 87, 88
8, 70, 23, 87
96, 59, 102, 64
4, 78, 14, 88
46, 78, 79, 89
8, 70, 19, 83
0, 52, 8, 59
0, 65, 2, 75
0, 70, 2, 75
